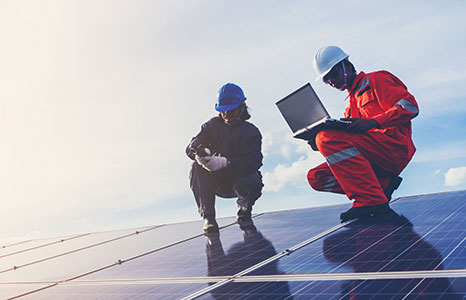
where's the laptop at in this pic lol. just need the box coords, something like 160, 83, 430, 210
276, 83, 350, 140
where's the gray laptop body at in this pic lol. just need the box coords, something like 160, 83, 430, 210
276, 83, 350, 140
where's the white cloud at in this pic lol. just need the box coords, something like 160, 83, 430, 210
280, 145, 292, 159
261, 132, 274, 156
262, 127, 326, 193
444, 166, 466, 186
263, 149, 324, 192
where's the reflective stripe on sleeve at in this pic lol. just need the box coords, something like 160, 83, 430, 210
325, 147, 361, 166
395, 99, 419, 117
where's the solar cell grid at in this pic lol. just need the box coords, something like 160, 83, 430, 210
443, 239, 466, 270
2, 190, 465, 300
0, 229, 149, 273
0, 283, 56, 300
79, 221, 278, 279
0, 234, 88, 260
249, 191, 466, 276
0, 218, 238, 283
193, 277, 465, 300
13, 283, 208, 300
79, 205, 346, 280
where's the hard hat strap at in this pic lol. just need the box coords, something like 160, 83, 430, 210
341, 60, 348, 89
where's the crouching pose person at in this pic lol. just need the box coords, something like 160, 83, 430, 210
186, 83, 264, 233
308, 46, 419, 222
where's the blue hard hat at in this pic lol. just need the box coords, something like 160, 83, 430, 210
215, 83, 246, 112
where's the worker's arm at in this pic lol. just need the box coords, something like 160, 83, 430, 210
186, 120, 212, 160
370, 71, 419, 128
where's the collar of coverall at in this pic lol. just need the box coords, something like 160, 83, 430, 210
344, 71, 366, 101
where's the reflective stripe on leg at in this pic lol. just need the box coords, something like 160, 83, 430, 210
325, 147, 361, 166
322, 175, 337, 192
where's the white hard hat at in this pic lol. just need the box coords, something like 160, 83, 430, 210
313, 46, 349, 81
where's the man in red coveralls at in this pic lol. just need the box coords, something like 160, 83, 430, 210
307, 46, 419, 222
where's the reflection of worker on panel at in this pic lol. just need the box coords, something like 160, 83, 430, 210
186, 83, 264, 233
307, 46, 419, 222
323, 212, 459, 299
205, 221, 293, 299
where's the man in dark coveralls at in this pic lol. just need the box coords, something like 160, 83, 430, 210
186, 83, 264, 233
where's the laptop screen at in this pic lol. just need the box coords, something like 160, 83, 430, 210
276, 83, 329, 133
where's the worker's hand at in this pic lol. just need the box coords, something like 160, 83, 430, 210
340, 118, 380, 133
195, 155, 228, 172
187, 139, 204, 160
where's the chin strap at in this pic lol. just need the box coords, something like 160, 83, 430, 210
341, 60, 348, 90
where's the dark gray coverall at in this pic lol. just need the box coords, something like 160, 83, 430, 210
186, 116, 263, 218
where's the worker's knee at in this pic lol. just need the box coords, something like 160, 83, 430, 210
307, 166, 336, 192
307, 168, 321, 191
238, 181, 263, 200
315, 129, 335, 150
234, 174, 263, 201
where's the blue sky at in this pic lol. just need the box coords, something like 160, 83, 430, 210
1, 0, 466, 243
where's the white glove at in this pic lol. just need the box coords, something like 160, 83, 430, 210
196, 155, 228, 172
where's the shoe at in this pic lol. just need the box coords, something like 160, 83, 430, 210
205, 232, 221, 246
340, 202, 391, 222
384, 176, 402, 201
203, 215, 219, 233
237, 218, 256, 231
237, 205, 252, 222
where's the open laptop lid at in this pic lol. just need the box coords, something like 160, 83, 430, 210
275, 83, 330, 135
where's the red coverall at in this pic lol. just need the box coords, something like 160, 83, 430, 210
307, 71, 419, 207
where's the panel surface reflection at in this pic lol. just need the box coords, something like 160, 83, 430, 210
81, 204, 346, 280
14, 283, 208, 300
197, 277, 466, 300
251, 191, 466, 275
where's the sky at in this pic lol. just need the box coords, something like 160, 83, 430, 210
1, 0, 466, 244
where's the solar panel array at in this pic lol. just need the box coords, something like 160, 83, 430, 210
1, 190, 465, 299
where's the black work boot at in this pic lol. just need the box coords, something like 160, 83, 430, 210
384, 176, 402, 201
203, 214, 219, 233
340, 202, 391, 223
239, 219, 256, 231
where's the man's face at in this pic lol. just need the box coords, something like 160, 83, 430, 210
220, 105, 242, 124
323, 64, 346, 91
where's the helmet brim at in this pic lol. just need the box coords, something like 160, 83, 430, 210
215, 101, 243, 112
315, 67, 333, 82
314, 55, 349, 82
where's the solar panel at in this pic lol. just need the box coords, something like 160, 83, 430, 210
192, 277, 466, 299
0, 218, 238, 283
79, 205, 347, 280
0, 283, 56, 300
1, 190, 465, 299
0, 234, 87, 257
0, 283, 208, 300
248, 190, 466, 276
